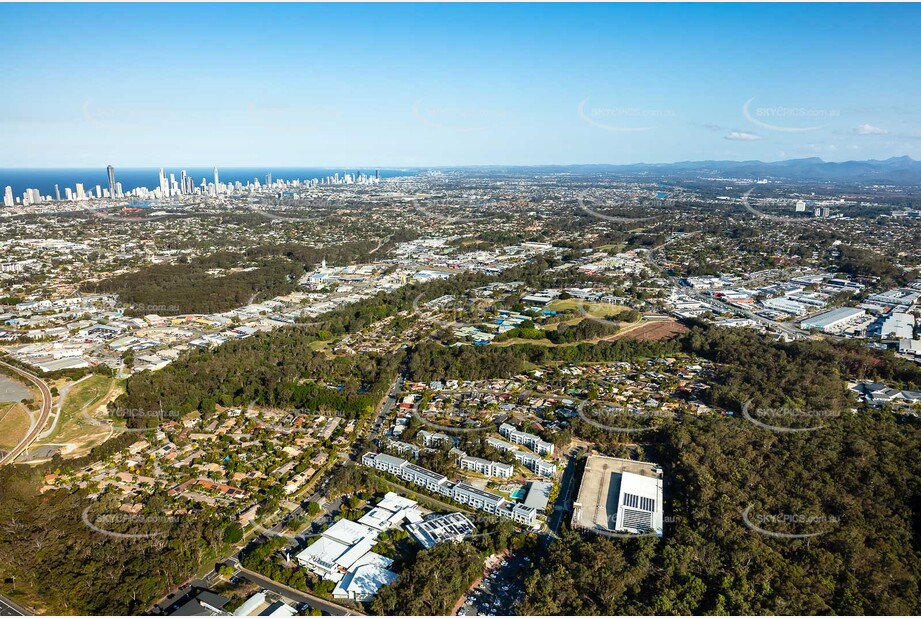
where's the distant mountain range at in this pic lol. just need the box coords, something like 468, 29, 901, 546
455, 156, 921, 184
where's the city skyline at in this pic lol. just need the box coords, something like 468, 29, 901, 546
1, 164, 390, 206
1, 2, 920, 167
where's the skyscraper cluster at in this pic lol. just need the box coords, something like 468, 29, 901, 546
1, 165, 384, 208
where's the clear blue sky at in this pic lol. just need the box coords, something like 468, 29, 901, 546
1, 2, 919, 167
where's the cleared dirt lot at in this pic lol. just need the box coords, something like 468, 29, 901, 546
612, 319, 688, 341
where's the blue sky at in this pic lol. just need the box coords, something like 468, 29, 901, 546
1, 2, 919, 167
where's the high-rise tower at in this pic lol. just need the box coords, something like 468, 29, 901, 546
159, 168, 168, 197
106, 165, 117, 199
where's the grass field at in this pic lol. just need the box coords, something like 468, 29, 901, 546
0, 403, 31, 451
545, 299, 632, 317
34, 375, 119, 454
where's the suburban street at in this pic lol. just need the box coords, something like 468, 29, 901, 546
0, 360, 52, 466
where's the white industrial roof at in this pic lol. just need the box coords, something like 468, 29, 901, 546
335, 537, 379, 572
233, 593, 297, 617
295, 536, 351, 572
333, 562, 398, 599
615, 470, 664, 537
323, 518, 377, 546
357, 507, 397, 531
376, 491, 418, 513
233, 592, 268, 616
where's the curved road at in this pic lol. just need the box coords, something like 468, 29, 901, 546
0, 360, 52, 466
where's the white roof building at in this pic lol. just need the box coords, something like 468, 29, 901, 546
294, 519, 381, 582
358, 492, 422, 531
880, 311, 915, 339
332, 553, 399, 602
615, 471, 664, 536
572, 455, 664, 538
233, 592, 297, 617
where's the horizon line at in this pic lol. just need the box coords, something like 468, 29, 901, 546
0, 155, 916, 170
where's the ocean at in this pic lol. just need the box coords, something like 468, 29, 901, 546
0, 167, 418, 199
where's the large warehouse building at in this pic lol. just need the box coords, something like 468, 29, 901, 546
799, 306, 867, 332
571, 455, 664, 537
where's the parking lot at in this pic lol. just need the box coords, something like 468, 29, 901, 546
458, 552, 531, 616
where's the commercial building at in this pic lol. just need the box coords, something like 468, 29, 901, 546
879, 311, 916, 339
799, 306, 867, 332
331, 553, 399, 602
571, 455, 664, 537
294, 513, 402, 602
294, 518, 388, 582
899, 338, 921, 358
760, 296, 810, 316
867, 289, 921, 307
291, 492, 418, 602
232, 592, 296, 617
357, 491, 423, 531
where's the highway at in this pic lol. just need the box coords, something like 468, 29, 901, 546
0, 595, 27, 616
0, 360, 52, 466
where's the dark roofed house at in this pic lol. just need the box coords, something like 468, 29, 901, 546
170, 590, 230, 616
